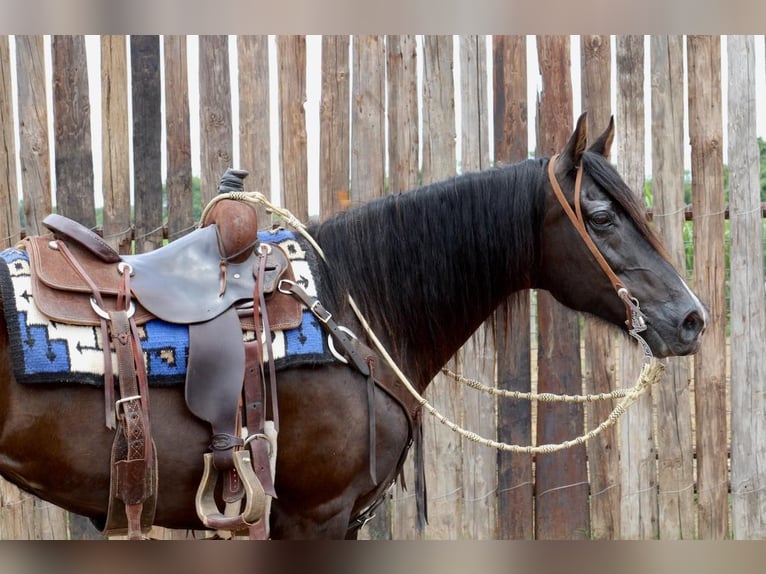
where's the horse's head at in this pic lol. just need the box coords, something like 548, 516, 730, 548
538, 113, 708, 358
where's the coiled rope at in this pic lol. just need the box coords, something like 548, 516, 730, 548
204, 190, 666, 454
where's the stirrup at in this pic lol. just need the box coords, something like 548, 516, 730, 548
195, 449, 266, 531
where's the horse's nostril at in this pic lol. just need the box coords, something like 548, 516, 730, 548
682, 310, 706, 338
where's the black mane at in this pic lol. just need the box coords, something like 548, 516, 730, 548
309, 158, 547, 381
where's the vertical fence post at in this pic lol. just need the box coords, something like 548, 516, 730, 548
101, 35, 131, 254
493, 34, 533, 540
237, 35, 271, 229
649, 34, 696, 540
0, 36, 19, 249
131, 35, 163, 254
277, 35, 308, 222
457, 34, 496, 540
535, 34, 589, 540
420, 35, 460, 540
616, 35, 658, 540
386, 34, 421, 540
319, 35, 350, 220
164, 35, 194, 240
580, 34, 621, 540
728, 34, 766, 540
15, 35, 51, 237
199, 35, 233, 210
53, 35, 95, 227
687, 34, 729, 540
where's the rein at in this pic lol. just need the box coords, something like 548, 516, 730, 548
214, 169, 663, 454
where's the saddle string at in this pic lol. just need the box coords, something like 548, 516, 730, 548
211, 190, 664, 454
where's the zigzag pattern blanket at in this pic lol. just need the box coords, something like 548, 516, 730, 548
0, 228, 334, 387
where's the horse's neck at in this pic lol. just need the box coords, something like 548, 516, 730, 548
316, 161, 544, 390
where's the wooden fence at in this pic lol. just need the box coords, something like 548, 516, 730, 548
0, 35, 764, 540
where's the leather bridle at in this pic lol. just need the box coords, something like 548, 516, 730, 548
547, 154, 652, 357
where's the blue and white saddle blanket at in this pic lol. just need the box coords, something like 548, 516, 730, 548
0, 228, 334, 387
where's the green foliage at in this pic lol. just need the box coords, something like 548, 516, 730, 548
192, 176, 201, 221
760, 137, 766, 200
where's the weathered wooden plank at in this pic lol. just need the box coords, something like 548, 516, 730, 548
199, 35, 233, 209
14, 35, 51, 237
649, 34, 695, 540
319, 35, 350, 220
164, 35, 194, 241
0, 35, 67, 542
420, 35, 460, 540
386, 34, 421, 540
100, 35, 131, 254
131, 35, 163, 254
237, 35, 270, 230
386, 35, 418, 196
277, 35, 308, 223
0, 36, 21, 248
457, 34, 495, 540
727, 34, 766, 540
52, 35, 95, 227
616, 35, 657, 540
460, 36, 489, 172
534, 34, 589, 540
350, 35, 386, 205
686, 34, 728, 540
493, 34, 533, 540
579, 34, 621, 540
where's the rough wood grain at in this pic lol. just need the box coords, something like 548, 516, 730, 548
534, 34, 589, 540
199, 35, 233, 209
687, 34, 728, 540
727, 34, 766, 540
319, 35, 350, 220
421, 35, 460, 540
277, 36, 308, 223
580, 34, 621, 540
14, 35, 51, 237
350, 36, 386, 205
493, 34, 533, 540
164, 35, 194, 241
52, 35, 95, 227
386, 34, 421, 540
237, 35, 270, 230
100, 35, 131, 254
131, 35, 163, 254
649, 34, 696, 540
0, 36, 21, 248
457, 35, 496, 540
616, 35, 657, 540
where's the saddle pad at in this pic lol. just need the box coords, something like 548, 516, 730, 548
0, 230, 334, 387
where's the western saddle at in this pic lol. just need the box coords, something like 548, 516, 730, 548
26, 169, 314, 539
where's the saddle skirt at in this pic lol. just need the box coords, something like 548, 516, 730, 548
0, 228, 335, 387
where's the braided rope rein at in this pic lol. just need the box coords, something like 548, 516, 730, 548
204, 190, 666, 454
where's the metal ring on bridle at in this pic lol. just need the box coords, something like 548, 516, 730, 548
328, 326, 358, 364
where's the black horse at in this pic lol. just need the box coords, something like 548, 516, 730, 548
0, 115, 706, 539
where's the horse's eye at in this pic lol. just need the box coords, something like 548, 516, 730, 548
590, 211, 613, 229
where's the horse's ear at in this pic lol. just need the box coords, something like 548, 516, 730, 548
558, 112, 588, 172
588, 116, 615, 159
